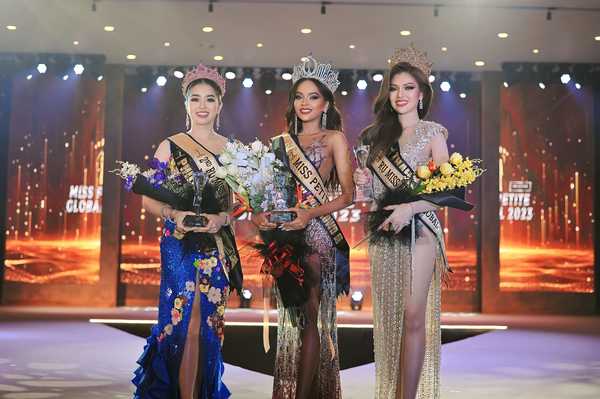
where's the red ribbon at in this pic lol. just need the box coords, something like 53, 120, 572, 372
260, 241, 304, 285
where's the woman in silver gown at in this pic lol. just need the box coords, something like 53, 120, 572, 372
355, 46, 451, 399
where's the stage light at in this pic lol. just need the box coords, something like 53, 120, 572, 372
300, 28, 312, 34
351, 291, 364, 311
256, 42, 264, 48
440, 81, 451, 92
97, 75, 103, 81
538, 82, 546, 89
356, 79, 367, 90
164, 41, 171, 47
281, 72, 292, 80
532, 48, 540, 54
62, 75, 69, 81
73, 64, 84, 75
400, 30, 411, 36
497, 32, 509, 39
321, 2, 326, 15
372, 73, 383, 82
173, 70, 184, 79
73, 41, 79, 46
126, 54, 137, 60
459, 92, 467, 98
341, 90, 348, 96
503, 81, 509, 88
240, 289, 253, 308
208, 0, 214, 12
156, 75, 167, 86
26, 74, 32, 80
441, 46, 448, 52
6, 25, 16, 31
429, 74, 436, 83
265, 89, 272, 95
37, 64, 47, 74
348, 44, 356, 49
202, 26, 214, 33
575, 83, 581, 90
595, 36, 600, 41
141, 87, 148, 93
242, 78, 254, 88
546, 8, 552, 21
104, 26, 115, 32
225, 71, 236, 80
560, 73, 571, 84
213, 55, 224, 61
474, 60, 485, 67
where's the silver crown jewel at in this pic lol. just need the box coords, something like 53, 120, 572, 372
292, 55, 340, 94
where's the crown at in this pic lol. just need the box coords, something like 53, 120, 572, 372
389, 44, 433, 77
181, 64, 226, 97
292, 55, 340, 94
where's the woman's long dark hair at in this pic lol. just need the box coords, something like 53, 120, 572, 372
360, 62, 433, 164
284, 77, 343, 189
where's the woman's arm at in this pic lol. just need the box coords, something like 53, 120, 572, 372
282, 132, 354, 230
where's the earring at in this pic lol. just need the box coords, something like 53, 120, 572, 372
321, 111, 327, 129
186, 114, 191, 131
216, 113, 221, 131
294, 115, 298, 134
419, 98, 424, 110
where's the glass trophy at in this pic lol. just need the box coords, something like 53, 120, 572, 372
183, 171, 209, 227
353, 144, 373, 202
268, 170, 297, 224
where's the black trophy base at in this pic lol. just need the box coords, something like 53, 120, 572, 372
183, 214, 208, 228
269, 210, 297, 224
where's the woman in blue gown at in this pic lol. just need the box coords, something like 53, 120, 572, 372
131, 64, 243, 399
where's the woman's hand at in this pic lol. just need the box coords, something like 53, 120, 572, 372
252, 212, 277, 231
281, 207, 312, 231
190, 213, 227, 234
379, 203, 414, 233
353, 168, 372, 186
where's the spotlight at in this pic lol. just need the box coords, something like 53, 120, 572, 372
208, 0, 214, 13
560, 73, 571, 84
62, 75, 69, 81
372, 73, 383, 82
539, 82, 546, 89
173, 70, 184, 79
356, 79, 367, 90
156, 75, 167, 86
141, 87, 148, 93
37, 63, 47, 74
503, 81, 509, 88
351, 291, 364, 311
240, 289, 252, 308
73, 64, 84, 75
265, 89, 272, 95
440, 81, 451, 92
97, 75, 103, 81
225, 71, 236, 80
428, 74, 436, 83
26, 74, 32, 80
575, 83, 581, 90
242, 77, 254, 88
341, 90, 348, 96
459, 92, 467, 99
321, 1, 326, 15
281, 72, 292, 81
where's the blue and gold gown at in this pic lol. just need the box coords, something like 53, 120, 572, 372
132, 134, 243, 399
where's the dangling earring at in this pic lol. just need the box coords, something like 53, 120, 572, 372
419, 98, 424, 110
321, 110, 327, 129
186, 114, 191, 131
294, 115, 298, 134
216, 113, 221, 131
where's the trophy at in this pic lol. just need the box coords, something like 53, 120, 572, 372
268, 170, 297, 224
353, 145, 373, 202
183, 171, 209, 227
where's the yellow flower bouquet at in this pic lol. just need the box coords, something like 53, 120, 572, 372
414, 153, 485, 196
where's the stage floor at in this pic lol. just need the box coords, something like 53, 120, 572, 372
1, 308, 600, 398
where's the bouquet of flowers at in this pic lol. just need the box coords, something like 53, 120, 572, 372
111, 158, 193, 211
367, 152, 485, 240
217, 139, 307, 308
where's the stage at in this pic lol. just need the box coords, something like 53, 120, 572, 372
1, 307, 599, 398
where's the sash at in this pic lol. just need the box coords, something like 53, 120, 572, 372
272, 133, 350, 296
370, 142, 449, 288
168, 132, 243, 294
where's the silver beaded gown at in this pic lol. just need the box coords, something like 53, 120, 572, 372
272, 139, 342, 399
370, 120, 449, 399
